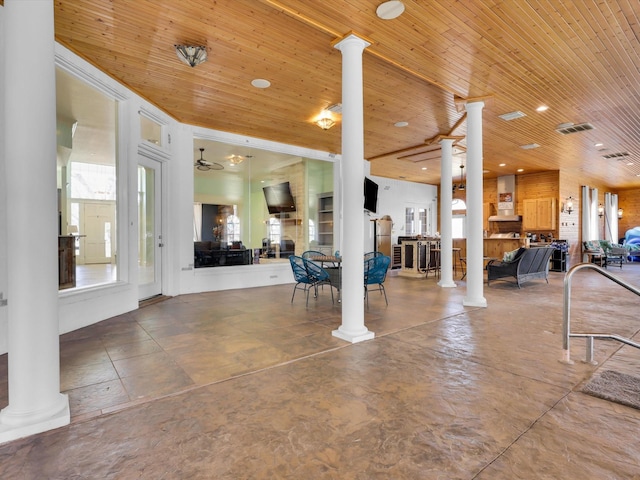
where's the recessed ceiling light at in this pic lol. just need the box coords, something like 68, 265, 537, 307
251, 78, 271, 88
394, 121, 409, 127
421, 167, 427, 170
376, 1, 405, 20
536, 105, 549, 112
595, 142, 604, 147
517, 168, 524, 172
499, 163, 506, 167
520, 143, 540, 149
483, 170, 490, 173
627, 162, 634, 166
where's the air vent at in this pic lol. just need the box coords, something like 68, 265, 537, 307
556, 122, 595, 135
498, 111, 526, 121
602, 152, 630, 159
327, 103, 342, 114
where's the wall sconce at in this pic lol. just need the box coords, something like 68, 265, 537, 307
315, 111, 336, 130
598, 203, 604, 218
618, 208, 623, 219
562, 196, 574, 214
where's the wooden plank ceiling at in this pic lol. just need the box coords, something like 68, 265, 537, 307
48, 0, 640, 188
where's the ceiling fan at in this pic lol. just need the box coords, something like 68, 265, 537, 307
194, 148, 223, 171
452, 163, 465, 192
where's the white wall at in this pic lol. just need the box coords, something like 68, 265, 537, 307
363, 171, 438, 252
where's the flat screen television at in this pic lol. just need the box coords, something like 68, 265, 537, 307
364, 177, 378, 213
263, 181, 296, 214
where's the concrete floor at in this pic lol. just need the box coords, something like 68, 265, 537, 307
1, 263, 640, 478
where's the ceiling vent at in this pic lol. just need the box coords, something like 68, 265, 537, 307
602, 152, 630, 159
326, 103, 342, 114
498, 111, 526, 121
555, 122, 595, 135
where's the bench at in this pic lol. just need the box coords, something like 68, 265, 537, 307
487, 247, 554, 288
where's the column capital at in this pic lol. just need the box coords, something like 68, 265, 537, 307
454, 94, 493, 112
332, 31, 372, 50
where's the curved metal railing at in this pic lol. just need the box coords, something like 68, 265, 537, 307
561, 262, 640, 364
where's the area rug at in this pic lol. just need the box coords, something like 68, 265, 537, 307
582, 370, 640, 410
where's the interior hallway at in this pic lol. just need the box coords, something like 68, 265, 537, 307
1, 264, 640, 478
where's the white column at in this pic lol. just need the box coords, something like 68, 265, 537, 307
438, 138, 456, 288
463, 101, 487, 307
332, 34, 374, 343
0, 0, 70, 443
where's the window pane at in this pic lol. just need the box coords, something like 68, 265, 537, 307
140, 113, 163, 146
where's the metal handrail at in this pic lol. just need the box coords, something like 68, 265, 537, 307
561, 262, 640, 364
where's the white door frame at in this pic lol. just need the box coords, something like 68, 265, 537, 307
137, 155, 163, 300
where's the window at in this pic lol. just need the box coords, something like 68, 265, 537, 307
226, 213, 240, 244
308, 219, 316, 242
192, 139, 334, 267
452, 216, 466, 238
56, 67, 118, 289
405, 207, 415, 234
406, 206, 430, 236
268, 217, 281, 245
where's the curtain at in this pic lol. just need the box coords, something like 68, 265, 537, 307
193, 203, 202, 241
581, 186, 599, 241
604, 192, 618, 243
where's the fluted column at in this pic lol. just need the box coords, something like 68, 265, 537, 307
332, 33, 374, 343
438, 138, 456, 288
463, 101, 487, 307
0, 0, 70, 443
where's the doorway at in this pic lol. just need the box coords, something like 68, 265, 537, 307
137, 157, 163, 300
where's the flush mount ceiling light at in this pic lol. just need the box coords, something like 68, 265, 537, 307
315, 111, 335, 130
175, 45, 207, 67
194, 148, 223, 171
251, 78, 271, 88
229, 155, 244, 165
376, 1, 405, 20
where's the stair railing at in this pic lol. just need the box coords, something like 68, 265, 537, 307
561, 262, 640, 364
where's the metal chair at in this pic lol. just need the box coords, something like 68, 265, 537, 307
289, 255, 334, 306
363, 251, 383, 261
364, 255, 391, 306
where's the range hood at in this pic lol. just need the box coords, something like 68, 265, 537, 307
488, 214, 522, 222
488, 175, 522, 222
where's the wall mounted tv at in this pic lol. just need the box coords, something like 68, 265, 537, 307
263, 181, 297, 215
364, 176, 379, 213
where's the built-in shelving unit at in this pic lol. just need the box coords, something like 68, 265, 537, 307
317, 192, 333, 254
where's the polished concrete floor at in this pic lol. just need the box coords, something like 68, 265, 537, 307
1, 263, 640, 478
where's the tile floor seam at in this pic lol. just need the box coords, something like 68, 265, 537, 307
470, 393, 572, 479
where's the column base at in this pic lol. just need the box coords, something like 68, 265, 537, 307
0, 393, 70, 444
438, 279, 457, 288
332, 327, 375, 344
463, 296, 487, 307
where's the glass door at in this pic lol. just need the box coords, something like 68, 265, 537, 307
137, 157, 162, 300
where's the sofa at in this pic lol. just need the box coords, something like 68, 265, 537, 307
487, 247, 554, 288
194, 241, 252, 267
